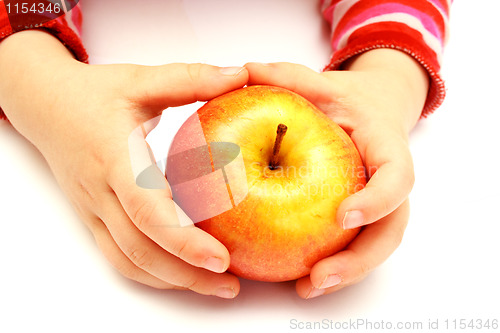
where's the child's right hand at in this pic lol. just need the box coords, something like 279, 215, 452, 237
0, 31, 247, 298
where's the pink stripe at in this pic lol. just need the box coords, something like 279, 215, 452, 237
426, 0, 447, 15
323, 4, 335, 24
429, 0, 454, 16
70, 4, 83, 35
332, 3, 443, 49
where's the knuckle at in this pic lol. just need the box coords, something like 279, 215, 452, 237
184, 63, 204, 101
170, 236, 190, 259
357, 258, 372, 278
122, 65, 145, 98
182, 276, 200, 291
115, 260, 141, 282
106, 248, 145, 282
186, 63, 203, 84
77, 180, 95, 202
376, 194, 393, 216
127, 247, 155, 271
132, 199, 157, 229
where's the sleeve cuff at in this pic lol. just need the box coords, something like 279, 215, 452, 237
324, 28, 446, 118
0, 9, 87, 120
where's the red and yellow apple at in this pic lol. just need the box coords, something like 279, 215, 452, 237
166, 85, 366, 282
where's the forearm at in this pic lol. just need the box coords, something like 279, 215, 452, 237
0, 30, 81, 144
343, 48, 429, 134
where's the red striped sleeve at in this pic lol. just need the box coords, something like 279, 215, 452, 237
0, 1, 87, 120
321, 0, 452, 117
0, 1, 86, 61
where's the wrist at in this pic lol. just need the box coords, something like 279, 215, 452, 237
0, 29, 77, 67
0, 30, 81, 99
0, 30, 83, 142
343, 48, 429, 131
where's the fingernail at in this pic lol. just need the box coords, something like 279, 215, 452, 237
342, 210, 364, 229
306, 287, 325, 299
320, 274, 342, 289
203, 256, 226, 273
215, 287, 236, 299
220, 66, 245, 76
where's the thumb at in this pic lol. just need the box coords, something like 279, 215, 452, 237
338, 131, 415, 229
128, 63, 248, 113
245, 62, 348, 105
125, 63, 248, 192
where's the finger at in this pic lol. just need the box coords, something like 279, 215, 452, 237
107, 152, 233, 273
121, 127, 233, 273
129, 63, 249, 113
244, 62, 348, 105
71, 197, 177, 289
96, 188, 240, 298
338, 129, 415, 229
89, 215, 182, 290
297, 200, 410, 299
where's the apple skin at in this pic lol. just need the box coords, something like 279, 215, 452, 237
166, 85, 366, 282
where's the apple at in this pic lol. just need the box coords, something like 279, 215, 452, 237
166, 85, 366, 282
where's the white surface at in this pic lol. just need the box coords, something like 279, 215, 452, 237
1, 1, 499, 332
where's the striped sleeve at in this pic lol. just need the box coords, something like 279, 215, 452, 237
321, 0, 451, 117
0, 1, 87, 120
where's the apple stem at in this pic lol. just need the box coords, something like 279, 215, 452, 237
269, 124, 288, 170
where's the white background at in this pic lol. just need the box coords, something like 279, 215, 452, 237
1, 1, 499, 332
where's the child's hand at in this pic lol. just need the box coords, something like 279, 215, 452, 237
0, 31, 248, 298
245, 48, 429, 298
